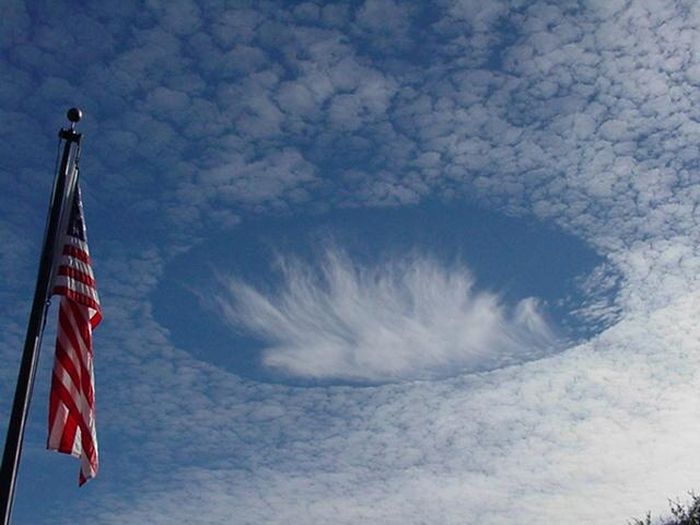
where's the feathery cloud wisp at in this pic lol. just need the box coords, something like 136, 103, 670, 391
217, 249, 556, 382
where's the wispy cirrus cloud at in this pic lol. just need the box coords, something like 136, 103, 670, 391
216, 249, 556, 382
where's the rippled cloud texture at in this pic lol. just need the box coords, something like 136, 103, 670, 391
2, 0, 700, 523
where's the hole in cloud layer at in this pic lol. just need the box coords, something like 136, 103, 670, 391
153, 202, 615, 385
215, 249, 557, 382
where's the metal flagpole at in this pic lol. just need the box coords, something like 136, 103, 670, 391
0, 108, 83, 524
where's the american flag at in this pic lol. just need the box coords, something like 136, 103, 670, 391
47, 184, 101, 485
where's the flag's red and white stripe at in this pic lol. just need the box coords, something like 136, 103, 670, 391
48, 186, 101, 486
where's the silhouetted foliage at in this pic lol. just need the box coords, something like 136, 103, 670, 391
630, 492, 700, 525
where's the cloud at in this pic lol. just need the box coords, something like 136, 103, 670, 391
215, 249, 556, 382
34, 284, 700, 525
192, 147, 316, 207
7, 0, 700, 522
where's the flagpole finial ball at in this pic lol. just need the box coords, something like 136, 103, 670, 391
67, 108, 82, 123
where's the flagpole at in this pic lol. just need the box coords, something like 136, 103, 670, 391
0, 108, 83, 524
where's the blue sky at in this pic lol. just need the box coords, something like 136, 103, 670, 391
2, 0, 700, 522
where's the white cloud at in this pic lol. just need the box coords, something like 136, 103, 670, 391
216, 249, 556, 382
194, 147, 316, 205
8, 0, 700, 522
36, 283, 700, 525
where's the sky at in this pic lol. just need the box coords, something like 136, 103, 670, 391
2, 0, 700, 523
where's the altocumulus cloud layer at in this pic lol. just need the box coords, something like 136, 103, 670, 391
3, 0, 700, 523
218, 250, 556, 382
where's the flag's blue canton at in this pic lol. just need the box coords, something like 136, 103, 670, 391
67, 193, 86, 242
